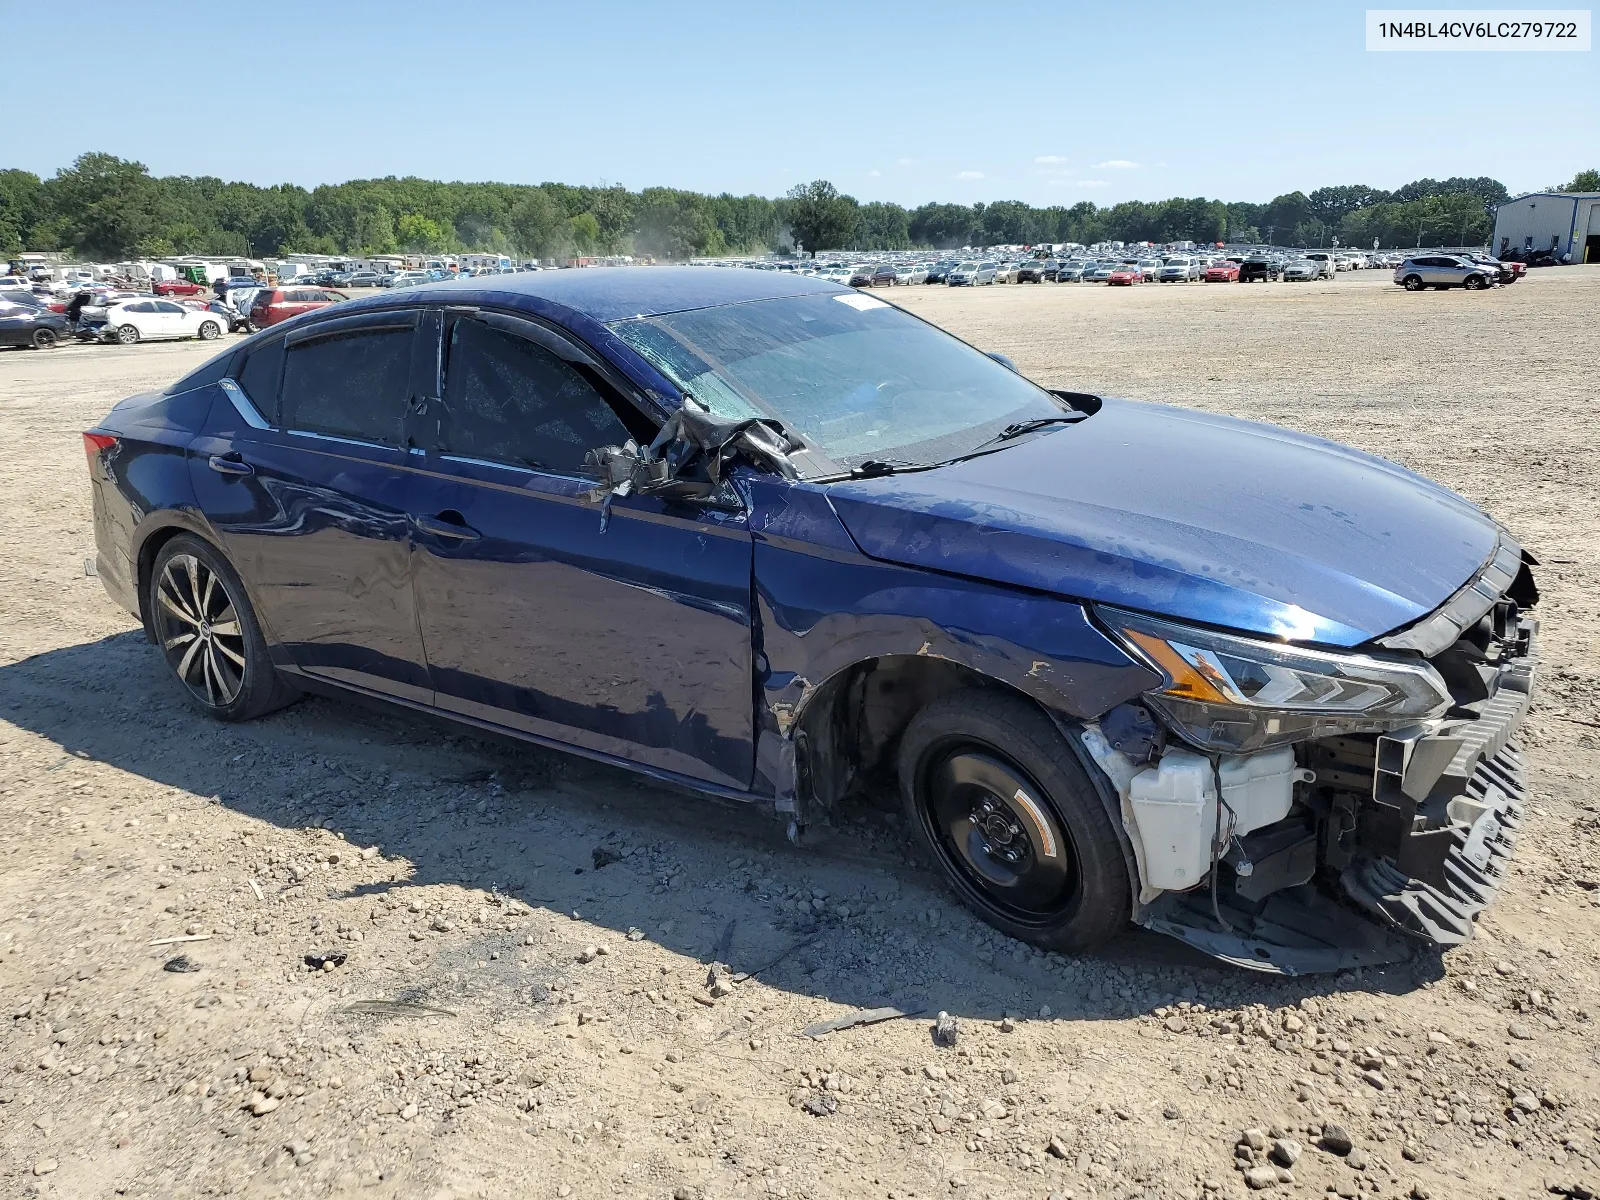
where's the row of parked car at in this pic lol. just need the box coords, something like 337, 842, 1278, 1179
821, 246, 1524, 291
0, 276, 363, 350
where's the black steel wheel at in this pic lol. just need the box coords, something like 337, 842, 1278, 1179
899, 691, 1131, 953
922, 747, 1079, 920
147, 535, 298, 721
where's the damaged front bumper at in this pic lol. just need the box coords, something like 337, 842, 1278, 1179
1093, 608, 1539, 976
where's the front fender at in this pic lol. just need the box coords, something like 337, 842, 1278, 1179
744, 479, 1159, 809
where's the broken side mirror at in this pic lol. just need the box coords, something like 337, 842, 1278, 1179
583, 439, 716, 532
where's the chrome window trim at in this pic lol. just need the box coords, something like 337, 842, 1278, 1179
285, 428, 391, 451
1378, 531, 1522, 656
437, 452, 591, 483
218, 378, 271, 430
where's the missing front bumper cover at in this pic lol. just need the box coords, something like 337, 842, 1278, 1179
1136, 624, 1535, 976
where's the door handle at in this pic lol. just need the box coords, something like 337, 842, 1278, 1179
208, 453, 253, 477
414, 512, 480, 541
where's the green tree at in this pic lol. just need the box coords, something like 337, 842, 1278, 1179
568, 211, 601, 254
44, 153, 169, 258
1559, 168, 1600, 192
852, 201, 912, 251
782, 180, 858, 257
396, 212, 448, 253
507, 190, 569, 260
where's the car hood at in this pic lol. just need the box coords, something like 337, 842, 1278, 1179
824, 398, 1500, 647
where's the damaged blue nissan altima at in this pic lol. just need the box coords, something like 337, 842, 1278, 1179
85, 267, 1539, 974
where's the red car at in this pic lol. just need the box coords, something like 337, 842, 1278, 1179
1107, 265, 1142, 286
153, 278, 206, 297
248, 286, 348, 328
1204, 260, 1241, 282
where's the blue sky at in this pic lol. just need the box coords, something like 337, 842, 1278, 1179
7, 0, 1592, 203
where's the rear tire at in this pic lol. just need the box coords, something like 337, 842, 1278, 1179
147, 535, 299, 722
198, 320, 221, 339
899, 691, 1131, 953
115, 324, 140, 344
30, 328, 58, 349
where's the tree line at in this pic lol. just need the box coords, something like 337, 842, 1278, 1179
1, 154, 1594, 263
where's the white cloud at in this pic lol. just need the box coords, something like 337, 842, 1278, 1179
867, 169, 881, 177
895, 157, 920, 167
1034, 155, 1068, 164
1075, 179, 1110, 188
955, 170, 985, 180
1092, 159, 1139, 170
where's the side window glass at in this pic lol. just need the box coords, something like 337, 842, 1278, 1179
441, 318, 631, 473
157, 301, 185, 313
236, 340, 285, 424
282, 327, 413, 444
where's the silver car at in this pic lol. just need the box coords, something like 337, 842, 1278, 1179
1082, 262, 1117, 282
947, 261, 997, 286
1300, 252, 1338, 280
1281, 258, 1319, 282
1157, 257, 1199, 282
1056, 261, 1088, 282
1392, 255, 1496, 291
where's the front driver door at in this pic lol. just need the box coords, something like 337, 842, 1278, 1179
407, 308, 757, 790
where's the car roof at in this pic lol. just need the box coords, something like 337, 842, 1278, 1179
336, 265, 842, 325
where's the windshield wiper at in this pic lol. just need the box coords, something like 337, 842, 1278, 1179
964, 415, 1084, 455
849, 458, 921, 478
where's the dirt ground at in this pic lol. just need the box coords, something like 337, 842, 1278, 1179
2, 268, 1598, 1200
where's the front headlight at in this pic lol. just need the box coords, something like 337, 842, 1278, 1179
1095, 605, 1452, 753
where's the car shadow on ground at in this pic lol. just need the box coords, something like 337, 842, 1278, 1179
0, 631, 1439, 1025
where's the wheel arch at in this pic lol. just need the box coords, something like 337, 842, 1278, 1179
132, 515, 226, 642
788, 652, 1145, 916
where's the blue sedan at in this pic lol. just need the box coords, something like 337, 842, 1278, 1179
84, 267, 1538, 973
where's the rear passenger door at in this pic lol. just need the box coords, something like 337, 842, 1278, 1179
405, 309, 757, 789
189, 310, 435, 703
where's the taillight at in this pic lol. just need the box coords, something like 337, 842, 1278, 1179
83, 431, 118, 472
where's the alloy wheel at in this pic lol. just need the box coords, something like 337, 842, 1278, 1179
153, 554, 247, 709
919, 744, 1081, 925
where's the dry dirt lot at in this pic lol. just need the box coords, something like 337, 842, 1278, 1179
1, 268, 1598, 1200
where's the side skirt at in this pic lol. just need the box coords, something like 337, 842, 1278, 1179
276, 666, 771, 810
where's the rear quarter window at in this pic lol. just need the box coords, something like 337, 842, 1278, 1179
236, 339, 286, 424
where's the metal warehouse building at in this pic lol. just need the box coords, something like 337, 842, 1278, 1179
1492, 192, 1600, 264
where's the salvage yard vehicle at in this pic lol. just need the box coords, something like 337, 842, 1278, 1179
97, 298, 225, 344
1392, 256, 1495, 291
1107, 264, 1142, 286
1157, 257, 1199, 282
248, 286, 348, 328
1204, 259, 1241, 282
1239, 255, 1281, 282
947, 261, 996, 286
0, 299, 69, 348
1463, 254, 1521, 284
84, 267, 1539, 975
1281, 258, 1319, 282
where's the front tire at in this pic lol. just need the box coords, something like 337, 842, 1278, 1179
1464, 274, 1487, 290
899, 691, 1131, 953
1402, 274, 1423, 291
148, 535, 298, 722
115, 324, 140, 344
